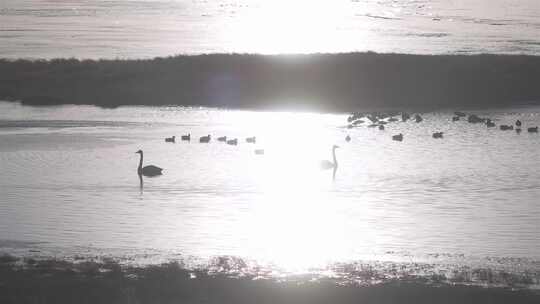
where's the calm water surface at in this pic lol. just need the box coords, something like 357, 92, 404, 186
1, 0, 540, 58
1, 101, 540, 284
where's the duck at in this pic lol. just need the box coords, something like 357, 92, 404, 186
345, 135, 351, 142
516, 120, 522, 127
226, 138, 238, 145
181, 134, 190, 141
486, 121, 496, 128
199, 135, 211, 143
452, 116, 460, 122
135, 150, 163, 177
528, 127, 538, 133
165, 136, 175, 143
254, 149, 264, 155
217, 136, 227, 142
432, 132, 443, 139
414, 114, 423, 123
392, 134, 403, 141
246, 136, 256, 143
500, 125, 513, 131
379, 125, 385, 130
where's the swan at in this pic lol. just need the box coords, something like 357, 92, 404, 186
320, 145, 339, 170
165, 136, 175, 143
181, 134, 190, 141
199, 135, 211, 143
135, 150, 163, 176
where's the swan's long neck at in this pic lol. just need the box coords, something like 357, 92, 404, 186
138, 152, 143, 173
332, 147, 338, 167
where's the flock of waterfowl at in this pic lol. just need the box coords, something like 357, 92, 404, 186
345, 110, 539, 143
136, 134, 263, 177
137, 110, 538, 179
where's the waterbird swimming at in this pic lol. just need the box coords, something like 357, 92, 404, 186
392, 134, 403, 141
217, 136, 227, 142
246, 136, 256, 143
181, 134, 190, 141
516, 120, 522, 127
320, 145, 339, 170
199, 135, 211, 143
165, 136, 175, 143
227, 138, 238, 145
320, 145, 339, 180
135, 150, 163, 176
500, 125, 513, 131
452, 116, 460, 122
345, 135, 351, 142
379, 125, 385, 130
432, 132, 443, 138
528, 127, 538, 133
254, 149, 264, 155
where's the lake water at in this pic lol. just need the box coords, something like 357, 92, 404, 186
1, 0, 540, 59
1, 101, 539, 286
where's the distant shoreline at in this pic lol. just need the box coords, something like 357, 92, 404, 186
1, 52, 540, 112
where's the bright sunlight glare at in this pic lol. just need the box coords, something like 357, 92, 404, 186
227, 0, 353, 54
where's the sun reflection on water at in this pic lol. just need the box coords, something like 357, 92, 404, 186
223, 110, 354, 272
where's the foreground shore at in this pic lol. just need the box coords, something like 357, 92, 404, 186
1, 52, 540, 112
1, 255, 539, 304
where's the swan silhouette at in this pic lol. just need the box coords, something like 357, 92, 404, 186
320, 145, 339, 180
320, 145, 339, 170
135, 150, 163, 176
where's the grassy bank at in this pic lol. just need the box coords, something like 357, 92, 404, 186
1, 255, 539, 304
1, 53, 540, 112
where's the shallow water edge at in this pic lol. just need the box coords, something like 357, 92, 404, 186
1, 254, 539, 304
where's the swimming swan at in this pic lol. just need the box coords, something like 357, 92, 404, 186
135, 150, 163, 176
320, 145, 339, 170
